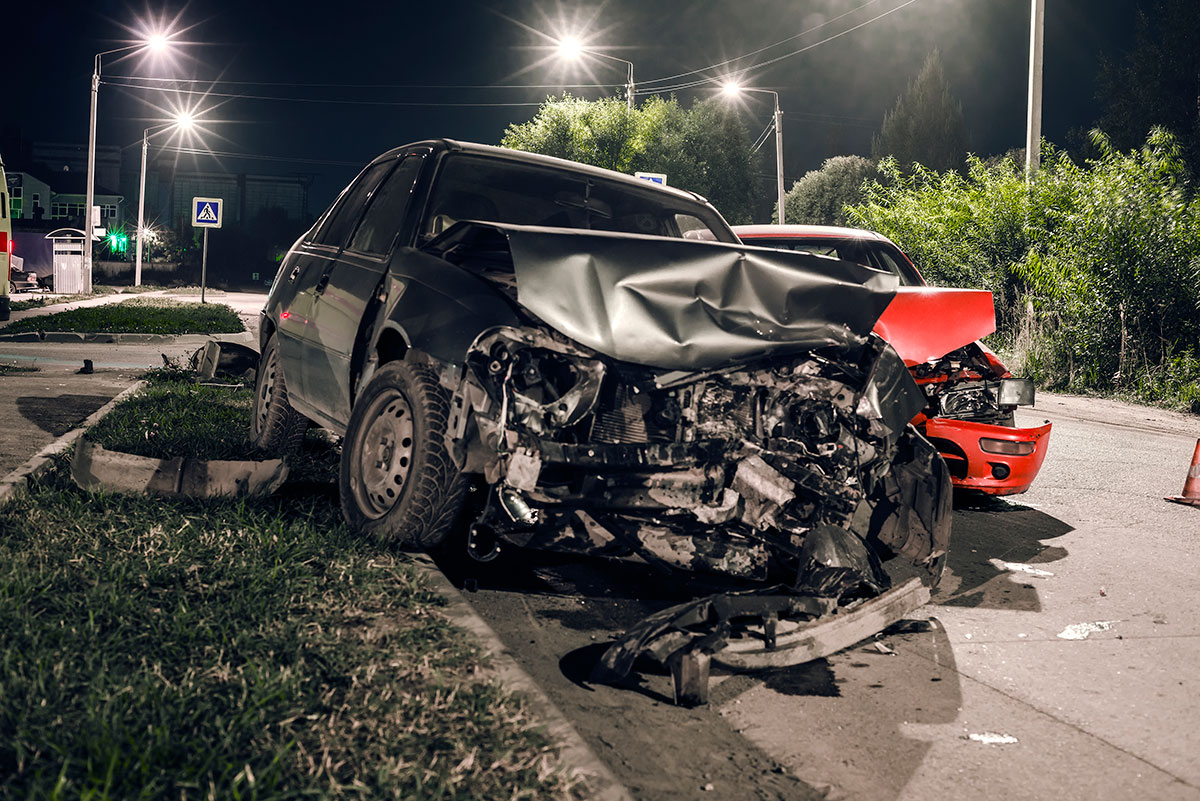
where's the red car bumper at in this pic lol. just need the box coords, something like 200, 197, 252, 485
922, 418, 1052, 496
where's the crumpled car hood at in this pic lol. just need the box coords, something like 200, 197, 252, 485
487, 225, 900, 371
874, 286, 997, 365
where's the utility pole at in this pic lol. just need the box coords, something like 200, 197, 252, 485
1026, 0, 1045, 181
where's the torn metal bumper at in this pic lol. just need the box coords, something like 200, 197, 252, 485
924, 418, 1052, 495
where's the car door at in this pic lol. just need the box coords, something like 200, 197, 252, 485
304, 151, 428, 423
275, 159, 395, 423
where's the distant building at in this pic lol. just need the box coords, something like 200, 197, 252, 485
5, 168, 123, 228
163, 170, 311, 230
33, 142, 122, 195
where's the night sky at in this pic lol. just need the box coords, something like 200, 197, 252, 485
8, 0, 1134, 215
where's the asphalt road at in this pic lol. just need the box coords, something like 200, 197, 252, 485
441, 395, 1200, 801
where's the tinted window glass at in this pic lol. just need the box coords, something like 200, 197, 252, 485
423, 154, 736, 242
312, 161, 393, 248
348, 155, 424, 255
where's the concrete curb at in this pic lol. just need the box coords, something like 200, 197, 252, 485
0, 383, 633, 801
411, 553, 634, 801
0, 331, 258, 345
0, 380, 147, 507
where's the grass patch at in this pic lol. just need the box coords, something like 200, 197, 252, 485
87, 372, 263, 461
164, 286, 228, 296
0, 364, 38, 375
1, 297, 244, 335
0, 372, 575, 800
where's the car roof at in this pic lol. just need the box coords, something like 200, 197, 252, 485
375, 139, 710, 206
732, 224, 895, 244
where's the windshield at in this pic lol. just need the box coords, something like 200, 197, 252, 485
422, 153, 737, 243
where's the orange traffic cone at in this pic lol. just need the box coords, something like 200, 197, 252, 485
1166, 438, 1200, 507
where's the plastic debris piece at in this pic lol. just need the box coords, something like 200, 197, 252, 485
966, 732, 1019, 745
1056, 621, 1117, 640
871, 641, 896, 655
991, 559, 1054, 578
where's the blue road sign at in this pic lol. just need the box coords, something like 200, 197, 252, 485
192, 197, 223, 228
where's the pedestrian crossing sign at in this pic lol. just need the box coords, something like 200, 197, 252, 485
192, 197, 223, 228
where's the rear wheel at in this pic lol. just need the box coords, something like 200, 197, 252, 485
251, 333, 308, 455
339, 360, 466, 547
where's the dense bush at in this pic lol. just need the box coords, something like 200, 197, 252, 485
502, 94, 762, 224
780, 155, 876, 226
847, 128, 1200, 411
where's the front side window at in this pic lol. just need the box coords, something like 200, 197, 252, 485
422, 154, 736, 243
311, 160, 394, 249
347, 154, 425, 256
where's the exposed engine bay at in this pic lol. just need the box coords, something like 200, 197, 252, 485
912, 342, 1035, 428
437, 320, 951, 703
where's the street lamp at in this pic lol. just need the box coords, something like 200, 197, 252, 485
85, 33, 173, 293
723, 82, 787, 225
557, 37, 636, 110
135, 111, 195, 286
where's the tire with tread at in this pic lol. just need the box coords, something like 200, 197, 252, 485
251, 333, 308, 455
339, 360, 467, 548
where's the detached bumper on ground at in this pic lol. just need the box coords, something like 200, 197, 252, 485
924, 418, 1052, 495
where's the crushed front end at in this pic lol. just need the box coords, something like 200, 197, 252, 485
912, 342, 1050, 495
443, 323, 951, 702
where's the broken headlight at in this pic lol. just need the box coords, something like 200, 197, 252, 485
468, 327, 606, 434
996, 378, 1035, 407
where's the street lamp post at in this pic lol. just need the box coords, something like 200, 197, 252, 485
1025, 0, 1045, 181
85, 34, 170, 293
723, 83, 786, 225
135, 112, 194, 286
557, 38, 635, 109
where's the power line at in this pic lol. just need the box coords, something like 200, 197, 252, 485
638, 0, 884, 87
103, 80, 546, 108
157, 145, 362, 167
640, 0, 923, 95
106, 74, 621, 91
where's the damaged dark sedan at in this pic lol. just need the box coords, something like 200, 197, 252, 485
254, 140, 951, 700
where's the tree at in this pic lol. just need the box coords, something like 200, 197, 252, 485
502, 95, 761, 224
1095, 0, 1200, 170
781, 155, 877, 226
871, 49, 969, 173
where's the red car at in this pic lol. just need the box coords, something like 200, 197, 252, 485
733, 224, 1050, 496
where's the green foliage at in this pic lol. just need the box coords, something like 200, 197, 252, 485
871, 49, 969, 173
847, 128, 1200, 409
781, 155, 877, 226
1, 297, 244, 335
502, 94, 762, 224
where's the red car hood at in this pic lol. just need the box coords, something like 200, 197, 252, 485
874, 287, 996, 365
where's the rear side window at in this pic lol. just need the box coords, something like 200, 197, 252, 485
348, 155, 424, 256
311, 160, 394, 249
867, 244, 924, 286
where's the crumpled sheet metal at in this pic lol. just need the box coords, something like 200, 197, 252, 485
494, 224, 900, 371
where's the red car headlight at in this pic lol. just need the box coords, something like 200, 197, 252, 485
979, 437, 1035, 456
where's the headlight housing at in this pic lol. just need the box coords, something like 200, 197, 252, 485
468, 327, 606, 434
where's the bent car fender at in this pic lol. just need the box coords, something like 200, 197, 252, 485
875, 287, 996, 366
373, 247, 522, 366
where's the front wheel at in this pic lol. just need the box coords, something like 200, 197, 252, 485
251, 333, 308, 455
339, 360, 466, 547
